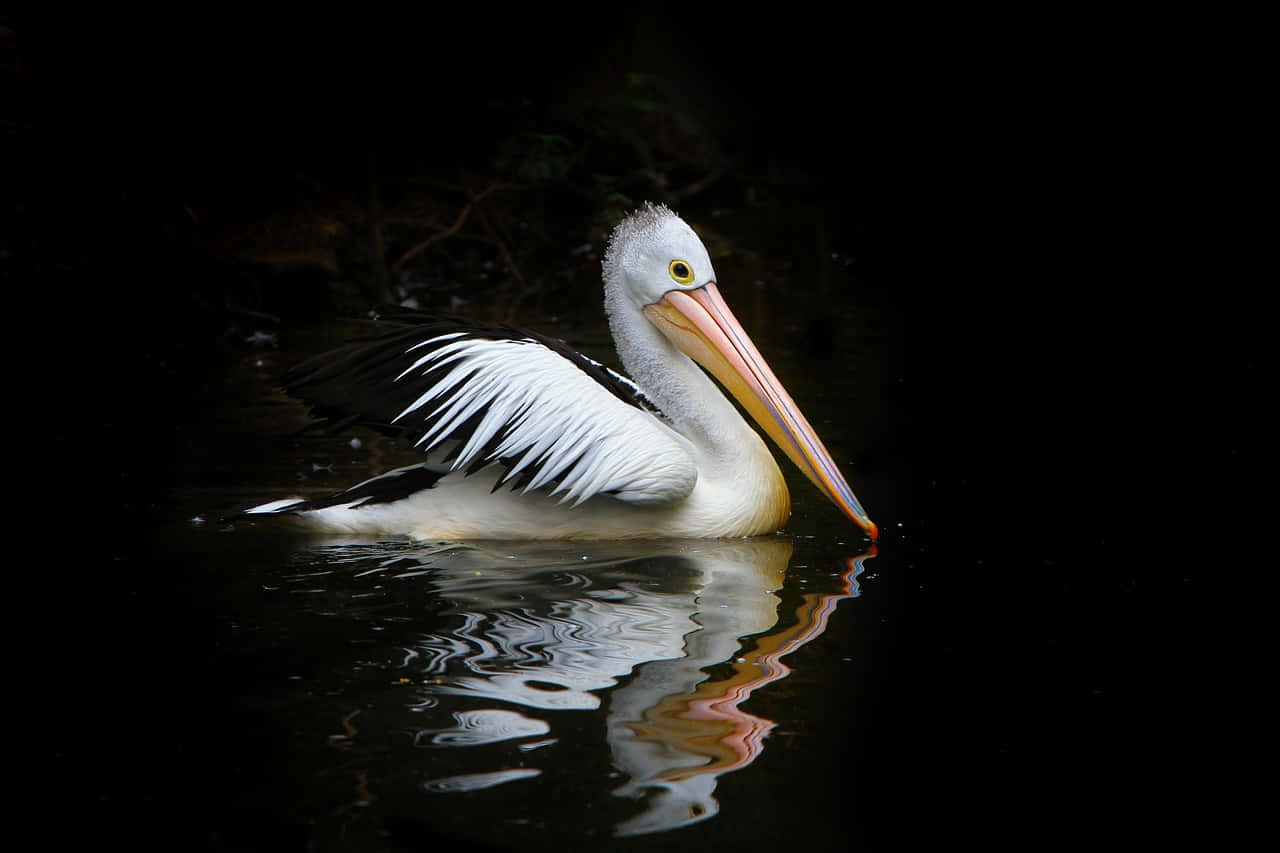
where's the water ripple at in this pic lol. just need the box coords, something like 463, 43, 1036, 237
270, 538, 872, 836
412, 708, 550, 747
421, 768, 542, 793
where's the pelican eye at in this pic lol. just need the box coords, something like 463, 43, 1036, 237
669, 260, 695, 285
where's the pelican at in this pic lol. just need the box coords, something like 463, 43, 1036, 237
243, 203, 876, 540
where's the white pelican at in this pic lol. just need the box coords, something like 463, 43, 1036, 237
243, 203, 876, 540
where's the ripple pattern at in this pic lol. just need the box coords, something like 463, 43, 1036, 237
413, 709, 550, 747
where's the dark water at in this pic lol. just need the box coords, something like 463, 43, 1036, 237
24, 258, 987, 852
22, 210, 1223, 850
180, 531, 878, 849
20, 258, 1231, 850
22, 245, 1228, 850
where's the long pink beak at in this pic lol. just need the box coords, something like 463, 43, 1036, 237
645, 283, 877, 540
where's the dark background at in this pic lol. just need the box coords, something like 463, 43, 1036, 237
7, 9, 1119, 529
4, 7, 1259, 850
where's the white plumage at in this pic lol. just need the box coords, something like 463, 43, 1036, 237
391, 335, 696, 506
241, 203, 877, 541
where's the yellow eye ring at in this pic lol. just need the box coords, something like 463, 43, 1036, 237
668, 259, 695, 285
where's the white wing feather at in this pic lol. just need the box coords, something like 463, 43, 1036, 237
391, 337, 697, 506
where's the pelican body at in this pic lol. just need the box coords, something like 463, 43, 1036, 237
244, 204, 876, 541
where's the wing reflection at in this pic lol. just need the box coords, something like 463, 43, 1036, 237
300, 537, 872, 836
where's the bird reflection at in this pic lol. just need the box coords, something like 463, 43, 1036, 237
297, 536, 871, 836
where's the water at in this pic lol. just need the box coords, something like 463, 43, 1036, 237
195, 534, 873, 846
29, 256, 974, 850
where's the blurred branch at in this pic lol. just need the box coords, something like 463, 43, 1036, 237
390, 182, 517, 278
367, 138, 391, 303
461, 179, 527, 288
668, 161, 733, 203
458, 175, 540, 323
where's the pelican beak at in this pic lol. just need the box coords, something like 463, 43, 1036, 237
645, 283, 877, 540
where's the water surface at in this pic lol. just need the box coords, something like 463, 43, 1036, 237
39, 259, 963, 851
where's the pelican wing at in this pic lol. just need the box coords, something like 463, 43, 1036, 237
283, 314, 697, 507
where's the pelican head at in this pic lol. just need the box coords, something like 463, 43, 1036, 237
603, 204, 877, 540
